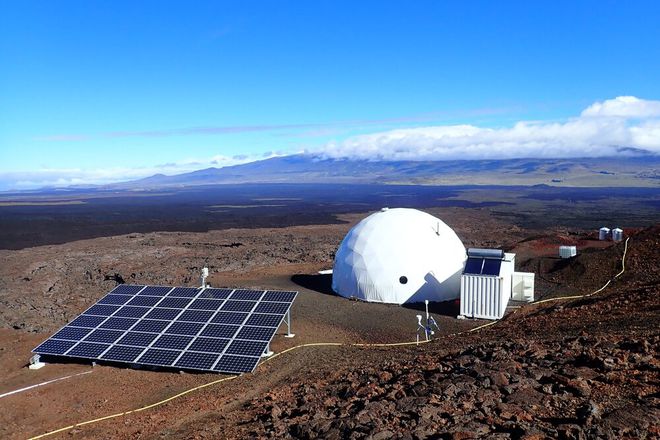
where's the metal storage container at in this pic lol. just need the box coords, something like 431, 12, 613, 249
612, 228, 623, 242
511, 272, 535, 302
599, 227, 610, 240
559, 245, 577, 259
460, 275, 508, 320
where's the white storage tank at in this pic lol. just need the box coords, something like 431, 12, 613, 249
559, 245, 577, 259
599, 227, 610, 241
612, 228, 623, 242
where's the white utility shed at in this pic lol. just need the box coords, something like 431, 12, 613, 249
460, 248, 535, 320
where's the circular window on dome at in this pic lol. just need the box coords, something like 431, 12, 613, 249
399, 276, 408, 284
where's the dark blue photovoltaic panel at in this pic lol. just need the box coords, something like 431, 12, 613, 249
213, 355, 260, 374
99, 317, 138, 330
101, 345, 144, 362
254, 302, 289, 315
158, 297, 193, 308
137, 348, 180, 366
200, 324, 240, 339
84, 329, 124, 343
34, 339, 77, 355
84, 304, 120, 316
199, 288, 232, 299
137, 286, 172, 296
245, 313, 282, 328
236, 326, 276, 342
98, 295, 133, 305
152, 334, 193, 350
165, 321, 204, 336
114, 306, 150, 318
126, 296, 161, 307
33, 284, 298, 374
52, 326, 93, 341
211, 311, 248, 325
225, 339, 268, 357
464, 256, 502, 276
229, 289, 264, 301
132, 319, 170, 333
69, 315, 107, 328
482, 258, 502, 276
68, 342, 110, 358
221, 300, 256, 312
188, 337, 229, 353
178, 310, 214, 323
263, 291, 297, 303
464, 257, 484, 275
175, 351, 219, 370
166, 287, 199, 298
188, 299, 224, 310
110, 285, 144, 295
117, 331, 158, 347
144, 308, 181, 320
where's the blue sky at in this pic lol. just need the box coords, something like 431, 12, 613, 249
1, 1, 659, 189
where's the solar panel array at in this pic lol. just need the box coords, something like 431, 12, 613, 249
33, 285, 297, 374
463, 256, 502, 276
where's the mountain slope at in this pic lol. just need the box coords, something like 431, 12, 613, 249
110, 154, 660, 189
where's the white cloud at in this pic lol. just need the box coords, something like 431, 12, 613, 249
0, 152, 282, 191
581, 96, 660, 118
318, 96, 660, 161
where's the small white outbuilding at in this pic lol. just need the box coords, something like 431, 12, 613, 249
559, 245, 577, 259
332, 208, 466, 304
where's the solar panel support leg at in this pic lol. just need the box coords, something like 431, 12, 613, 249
262, 342, 274, 357
284, 309, 295, 338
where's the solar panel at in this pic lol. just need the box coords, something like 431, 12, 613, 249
482, 258, 502, 276
102, 345, 144, 362
117, 331, 158, 346
213, 355, 260, 374
464, 257, 484, 274
52, 326, 93, 340
463, 256, 502, 276
98, 295, 133, 305
69, 315, 106, 328
114, 306, 150, 318
137, 286, 171, 296
33, 285, 297, 374
110, 285, 144, 295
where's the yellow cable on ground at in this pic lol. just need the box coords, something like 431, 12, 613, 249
28, 375, 238, 440
27, 237, 630, 440
533, 236, 628, 305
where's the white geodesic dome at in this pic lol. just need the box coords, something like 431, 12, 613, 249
332, 208, 466, 304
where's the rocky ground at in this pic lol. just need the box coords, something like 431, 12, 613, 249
194, 225, 660, 440
0, 209, 657, 439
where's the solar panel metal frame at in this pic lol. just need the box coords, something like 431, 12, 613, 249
33, 284, 297, 374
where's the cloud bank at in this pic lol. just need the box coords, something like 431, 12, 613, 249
0, 152, 280, 191
319, 96, 660, 161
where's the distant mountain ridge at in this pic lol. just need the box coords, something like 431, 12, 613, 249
109, 154, 660, 189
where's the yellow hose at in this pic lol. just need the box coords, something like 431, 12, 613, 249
533, 236, 628, 305
27, 237, 630, 439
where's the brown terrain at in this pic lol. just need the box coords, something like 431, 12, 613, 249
0, 207, 658, 439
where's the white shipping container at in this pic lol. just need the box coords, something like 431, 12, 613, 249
559, 245, 577, 258
460, 275, 509, 320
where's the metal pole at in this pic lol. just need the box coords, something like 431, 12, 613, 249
285, 308, 295, 338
